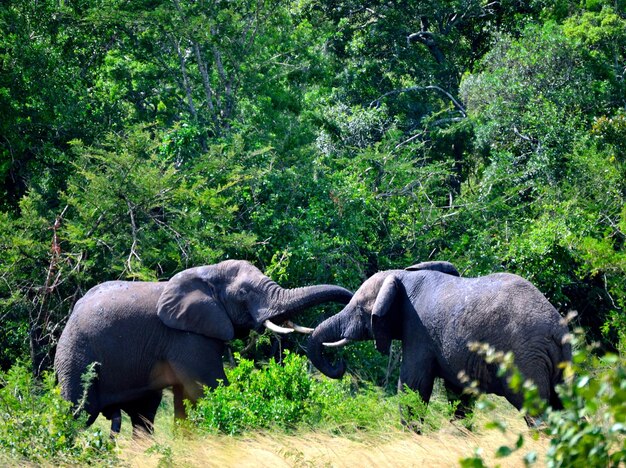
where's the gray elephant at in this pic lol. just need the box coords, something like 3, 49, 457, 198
54, 259, 352, 435
307, 261, 571, 424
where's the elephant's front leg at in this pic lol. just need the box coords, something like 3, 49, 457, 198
172, 384, 190, 420
398, 345, 437, 402
167, 334, 228, 420
397, 345, 437, 433
110, 408, 122, 438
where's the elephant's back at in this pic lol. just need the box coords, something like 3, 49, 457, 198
467, 273, 562, 326
63, 281, 168, 350
432, 273, 568, 382
435, 273, 561, 324
74, 280, 165, 316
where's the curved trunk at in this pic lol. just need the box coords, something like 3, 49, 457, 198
306, 313, 347, 379
280, 284, 353, 313
260, 284, 352, 323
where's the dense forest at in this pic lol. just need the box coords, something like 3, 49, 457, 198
0, 0, 625, 463
3, 0, 625, 372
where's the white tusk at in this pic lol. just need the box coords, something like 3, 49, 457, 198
323, 338, 351, 348
264, 319, 294, 334
285, 320, 314, 334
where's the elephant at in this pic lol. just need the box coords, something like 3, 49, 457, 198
54, 259, 352, 435
307, 261, 571, 426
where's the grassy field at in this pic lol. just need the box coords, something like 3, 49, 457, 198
111, 391, 548, 467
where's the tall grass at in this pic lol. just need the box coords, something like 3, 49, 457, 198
118, 391, 547, 467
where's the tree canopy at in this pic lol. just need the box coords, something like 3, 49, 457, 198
1, 0, 625, 373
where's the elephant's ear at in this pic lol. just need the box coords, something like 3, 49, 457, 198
371, 274, 400, 355
157, 271, 235, 341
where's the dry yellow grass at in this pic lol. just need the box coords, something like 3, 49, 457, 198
114, 395, 549, 468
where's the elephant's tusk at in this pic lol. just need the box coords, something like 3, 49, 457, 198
323, 338, 351, 348
285, 320, 314, 334
263, 319, 295, 334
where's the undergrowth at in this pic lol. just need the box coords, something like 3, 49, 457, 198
3, 329, 623, 467
185, 350, 455, 436
460, 329, 626, 467
0, 363, 115, 465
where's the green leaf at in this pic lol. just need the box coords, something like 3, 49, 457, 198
496, 445, 514, 458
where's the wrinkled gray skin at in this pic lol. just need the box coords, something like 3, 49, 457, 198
54, 260, 352, 435
308, 262, 571, 422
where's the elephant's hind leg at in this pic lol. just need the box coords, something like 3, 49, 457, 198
172, 384, 188, 419
125, 390, 163, 436
57, 355, 101, 425
444, 381, 476, 421
504, 354, 555, 426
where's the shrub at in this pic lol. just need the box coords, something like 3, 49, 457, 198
544, 336, 626, 467
187, 351, 314, 434
307, 378, 397, 434
187, 351, 458, 436
0, 363, 114, 465
460, 329, 626, 467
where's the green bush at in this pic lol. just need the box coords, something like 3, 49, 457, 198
187, 351, 314, 434
187, 351, 457, 436
0, 363, 115, 465
544, 336, 626, 467
460, 330, 626, 467
307, 378, 397, 434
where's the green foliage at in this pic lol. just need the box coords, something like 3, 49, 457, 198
307, 378, 398, 434
545, 337, 626, 467
63, 127, 253, 279
460, 331, 626, 467
188, 351, 314, 434
187, 351, 456, 436
0, 363, 115, 464
396, 384, 457, 434
330, 341, 398, 389
145, 442, 174, 467
0, 0, 624, 399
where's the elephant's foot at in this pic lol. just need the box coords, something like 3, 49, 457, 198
523, 413, 547, 429
401, 418, 423, 435
399, 404, 424, 435
110, 410, 122, 439
130, 414, 156, 438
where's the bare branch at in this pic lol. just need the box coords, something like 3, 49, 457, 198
171, 35, 198, 119
125, 200, 141, 273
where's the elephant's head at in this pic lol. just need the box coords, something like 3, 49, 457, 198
307, 271, 400, 379
157, 259, 353, 341
307, 261, 459, 379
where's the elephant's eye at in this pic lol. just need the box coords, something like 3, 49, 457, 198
237, 287, 249, 297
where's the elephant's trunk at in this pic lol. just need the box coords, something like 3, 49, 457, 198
306, 313, 347, 379
261, 284, 352, 323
